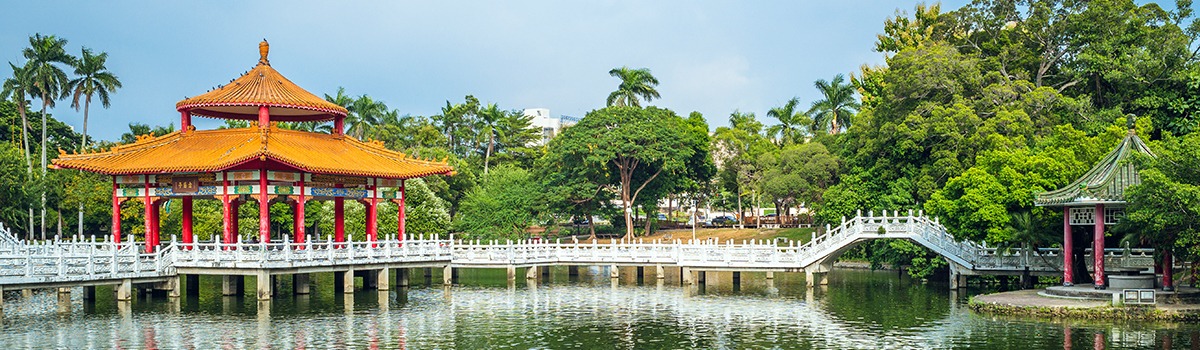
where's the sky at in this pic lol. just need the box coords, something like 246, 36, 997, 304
0, 1, 972, 141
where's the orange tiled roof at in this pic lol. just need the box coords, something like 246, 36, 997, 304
175, 40, 348, 122
51, 127, 453, 179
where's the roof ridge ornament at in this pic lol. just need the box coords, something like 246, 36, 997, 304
1127, 114, 1136, 135
259, 39, 270, 66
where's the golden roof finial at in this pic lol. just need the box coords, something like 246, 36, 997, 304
259, 39, 270, 66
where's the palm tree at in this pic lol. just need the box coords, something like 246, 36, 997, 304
348, 95, 387, 139
67, 48, 121, 152
477, 103, 504, 175
24, 34, 73, 240
2, 62, 34, 174
809, 74, 860, 135
765, 98, 810, 147
606, 66, 660, 107
324, 87, 355, 134
2, 62, 36, 240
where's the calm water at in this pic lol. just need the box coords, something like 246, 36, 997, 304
1, 267, 1196, 349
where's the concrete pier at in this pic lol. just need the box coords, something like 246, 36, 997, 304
526, 266, 538, 280
398, 268, 410, 287
443, 266, 453, 285
293, 273, 311, 294
805, 271, 828, 287
343, 269, 356, 294
223, 275, 244, 296
256, 271, 272, 300
507, 266, 517, 282
377, 268, 390, 291
167, 276, 180, 298
656, 265, 665, 279
117, 279, 133, 301
682, 267, 693, 285
610, 265, 619, 279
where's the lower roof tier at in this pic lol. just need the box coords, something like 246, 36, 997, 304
51, 126, 453, 179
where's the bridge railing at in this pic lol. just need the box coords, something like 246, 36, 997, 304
452, 238, 809, 268
0, 240, 172, 284
170, 234, 453, 269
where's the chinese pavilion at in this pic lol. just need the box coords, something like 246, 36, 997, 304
51, 40, 454, 252
1034, 117, 1157, 290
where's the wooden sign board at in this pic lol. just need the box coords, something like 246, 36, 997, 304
173, 176, 199, 194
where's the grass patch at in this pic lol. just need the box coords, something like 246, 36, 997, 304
771, 227, 817, 244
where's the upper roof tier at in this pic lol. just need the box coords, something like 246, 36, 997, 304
1034, 123, 1155, 207
51, 127, 454, 179
175, 40, 349, 122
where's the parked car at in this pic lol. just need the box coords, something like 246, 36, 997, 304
708, 216, 738, 227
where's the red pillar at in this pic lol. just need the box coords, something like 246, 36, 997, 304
258, 105, 270, 129
232, 200, 241, 241
182, 196, 193, 249
294, 177, 305, 245
112, 177, 122, 244
259, 166, 270, 243
334, 116, 345, 136
366, 185, 378, 242
1164, 250, 1175, 291
143, 178, 156, 253
150, 200, 161, 249
398, 180, 406, 241
1093, 204, 1106, 289
335, 184, 345, 243
222, 177, 233, 246
180, 110, 191, 132
1063, 207, 1074, 286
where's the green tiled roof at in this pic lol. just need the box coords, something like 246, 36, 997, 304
1033, 130, 1154, 207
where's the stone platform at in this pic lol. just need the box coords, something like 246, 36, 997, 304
1041, 284, 1200, 304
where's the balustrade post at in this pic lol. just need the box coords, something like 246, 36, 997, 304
110, 243, 118, 276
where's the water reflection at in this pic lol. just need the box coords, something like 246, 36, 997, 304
2, 270, 1200, 349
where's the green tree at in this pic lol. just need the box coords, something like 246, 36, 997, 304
66, 48, 121, 152
809, 74, 860, 135
477, 103, 504, 175
1, 63, 35, 174
348, 94, 387, 139
24, 34, 74, 239
761, 142, 838, 222
455, 165, 542, 240
606, 67, 661, 107
1120, 131, 1200, 260
537, 144, 612, 239
553, 106, 691, 238
765, 98, 810, 146
713, 111, 773, 224
119, 123, 174, 144
0, 143, 32, 236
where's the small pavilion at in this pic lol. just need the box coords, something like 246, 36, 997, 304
1034, 117, 1158, 290
52, 41, 453, 252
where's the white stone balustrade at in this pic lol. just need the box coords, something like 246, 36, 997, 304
0, 212, 1167, 289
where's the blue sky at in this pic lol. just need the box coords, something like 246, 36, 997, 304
1, 1, 971, 141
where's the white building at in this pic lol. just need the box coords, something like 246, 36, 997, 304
524, 108, 578, 146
